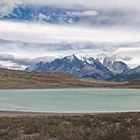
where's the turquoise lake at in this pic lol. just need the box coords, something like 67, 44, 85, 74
0, 89, 140, 113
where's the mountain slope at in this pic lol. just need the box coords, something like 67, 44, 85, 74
0, 68, 124, 89
26, 54, 140, 82
110, 66, 140, 82
125, 79, 140, 88
103, 57, 130, 74
26, 54, 114, 81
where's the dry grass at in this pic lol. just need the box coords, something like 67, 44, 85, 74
125, 79, 140, 88
0, 113, 139, 140
0, 68, 123, 89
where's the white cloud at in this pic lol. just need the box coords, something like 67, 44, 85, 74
0, 40, 140, 69
0, 41, 56, 58
0, 0, 140, 69
0, 0, 140, 19
0, 0, 21, 17
0, 51, 55, 70
115, 48, 140, 68
21, 0, 140, 11
0, 20, 139, 44
96, 47, 140, 68
0, 0, 140, 30
0, 53, 54, 65
37, 13, 49, 22
68, 10, 98, 16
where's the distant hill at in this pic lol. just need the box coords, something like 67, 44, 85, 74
0, 68, 126, 89
125, 79, 140, 88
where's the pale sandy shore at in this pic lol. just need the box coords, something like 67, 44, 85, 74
0, 111, 48, 117
0, 110, 103, 117
0, 110, 139, 117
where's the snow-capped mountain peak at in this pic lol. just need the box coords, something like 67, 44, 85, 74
25, 54, 140, 82
103, 57, 130, 74
74, 52, 91, 62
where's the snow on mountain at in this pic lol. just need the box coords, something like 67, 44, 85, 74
25, 54, 140, 82
103, 57, 130, 74
25, 54, 113, 81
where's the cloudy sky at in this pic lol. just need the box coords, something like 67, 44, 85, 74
0, 0, 140, 69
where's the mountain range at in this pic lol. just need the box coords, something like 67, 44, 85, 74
25, 54, 140, 82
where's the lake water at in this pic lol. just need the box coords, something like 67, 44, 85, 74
0, 89, 140, 113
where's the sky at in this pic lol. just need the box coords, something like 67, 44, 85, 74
0, 0, 140, 69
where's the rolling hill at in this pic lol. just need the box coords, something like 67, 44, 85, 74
0, 68, 126, 89
124, 79, 140, 88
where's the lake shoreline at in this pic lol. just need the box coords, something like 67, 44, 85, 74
0, 110, 140, 117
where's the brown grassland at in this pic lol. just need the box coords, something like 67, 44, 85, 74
0, 69, 140, 140
0, 112, 139, 140
0, 68, 138, 89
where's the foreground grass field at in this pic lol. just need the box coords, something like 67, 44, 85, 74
0, 112, 139, 140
